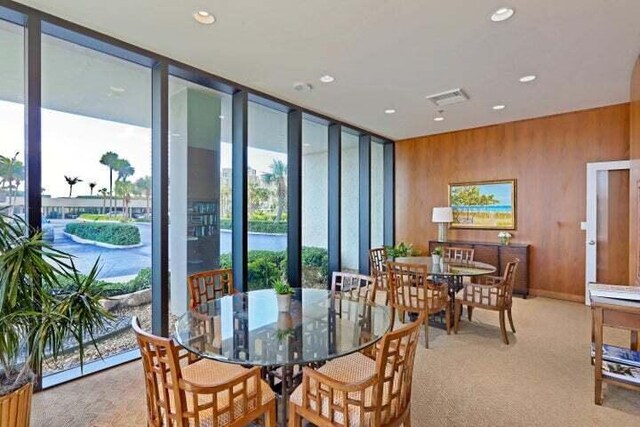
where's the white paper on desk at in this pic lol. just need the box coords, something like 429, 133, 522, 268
589, 283, 640, 301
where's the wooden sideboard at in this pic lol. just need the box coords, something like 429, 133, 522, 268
428, 240, 530, 298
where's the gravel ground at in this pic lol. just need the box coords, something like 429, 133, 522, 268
43, 303, 151, 375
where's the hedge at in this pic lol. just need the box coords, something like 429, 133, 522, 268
219, 247, 328, 290
219, 219, 287, 234
65, 222, 141, 246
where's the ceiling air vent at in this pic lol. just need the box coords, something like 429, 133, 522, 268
425, 88, 469, 107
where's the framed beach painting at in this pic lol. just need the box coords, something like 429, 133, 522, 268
448, 179, 516, 230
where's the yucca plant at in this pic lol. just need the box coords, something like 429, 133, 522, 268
0, 209, 112, 398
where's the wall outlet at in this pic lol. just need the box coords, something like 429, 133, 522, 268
580, 221, 587, 231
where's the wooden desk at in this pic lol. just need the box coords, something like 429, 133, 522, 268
591, 295, 640, 404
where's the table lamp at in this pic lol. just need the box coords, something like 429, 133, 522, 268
432, 207, 453, 242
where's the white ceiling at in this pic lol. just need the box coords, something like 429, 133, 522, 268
13, 0, 640, 140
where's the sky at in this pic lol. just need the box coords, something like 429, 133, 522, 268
1, 100, 286, 198
478, 183, 513, 206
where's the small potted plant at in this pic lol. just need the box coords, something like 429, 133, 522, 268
431, 246, 444, 265
273, 278, 294, 312
384, 242, 419, 261
0, 210, 111, 427
498, 231, 512, 245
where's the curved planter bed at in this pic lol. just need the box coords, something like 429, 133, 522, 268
63, 231, 144, 249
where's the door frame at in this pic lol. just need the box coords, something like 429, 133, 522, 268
585, 160, 630, 304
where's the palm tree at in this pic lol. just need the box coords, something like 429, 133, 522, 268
0, 152, 25, 211
262, 160, 287, 222
135, 176, 151, 217
98, 187, 108, 214
115, 181, 134, 218
114, 158, 135, 182
88, 182, 97, 196
64, 175, 82, 197
100, 152, 119, 213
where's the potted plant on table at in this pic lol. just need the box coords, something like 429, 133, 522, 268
431, 246, 444, 265
273, 278, 294, 312
0, 210, 111, 427
384, 242, 419, 261
498, 231, 512, 246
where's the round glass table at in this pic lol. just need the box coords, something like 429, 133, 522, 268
174, 288, 392, 426
394, 256, 497, 327
394, 256, 497, 279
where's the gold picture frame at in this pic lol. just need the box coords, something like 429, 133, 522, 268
448, 179, 517, 230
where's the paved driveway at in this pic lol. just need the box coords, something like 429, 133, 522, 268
48, 220, 151, 280
48, 220, 287, 280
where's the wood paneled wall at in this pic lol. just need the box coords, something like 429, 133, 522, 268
395, 104, 630, 301
630, 56, 640, 285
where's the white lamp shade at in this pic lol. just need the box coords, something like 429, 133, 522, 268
432, 207, 453, 223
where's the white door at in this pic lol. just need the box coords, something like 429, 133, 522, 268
585, 160, 630, 304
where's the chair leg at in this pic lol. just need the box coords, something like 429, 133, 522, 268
507, 307, 516, 333
467, 306, 474, 321
288, 403, 301, 427
265, 401, 276, 427
404, 408, 412, 427
423, 314, 430, 349
454, 302, 461, 334
499, 310, 509, 345
446, 306, 451, 335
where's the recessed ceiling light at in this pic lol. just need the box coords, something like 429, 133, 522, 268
303, 143, 311, 147
319, 75, 335, 83
492, 104, 506, 110
384, 109, 396, 114
193, 10, 215, 24
519, 74, 537, 83
293, 82, 313, 92
219, 115, 224, 120
491, 7, 515, 22
433, 116, 445, 122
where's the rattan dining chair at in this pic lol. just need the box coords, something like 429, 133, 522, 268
453, 259, 519, 344
132, 317, 276, 427
288, 310, 425, 427
443, 246, 474, 263
387, 261, 450, 348
369, 247, 389, 304
188, 268, 234, 309
331, 271, 376, 303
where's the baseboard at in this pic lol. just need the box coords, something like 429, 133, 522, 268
528, 288, 585, 303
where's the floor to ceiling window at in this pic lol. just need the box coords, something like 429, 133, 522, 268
371, 139, 385, 249
246, 101, 288, 290
341, 130, 360, 273
301, 117, 328, 288
168, 76, 232, 316
0, 19, 25, 217
247, 102, 288, 290
41, 33, 152, 379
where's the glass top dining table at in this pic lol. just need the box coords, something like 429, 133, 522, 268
394, 256, 497, 277
174, 288, 392, 367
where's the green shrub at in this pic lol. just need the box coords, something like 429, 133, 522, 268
53, 267, 151, 298
65, 222, 141, 246
128, 267, 151, 290
302, 247, 328, 268
219, 219, 287, 234
248, 257, 280, 290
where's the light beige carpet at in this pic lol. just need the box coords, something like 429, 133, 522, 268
32, 297, 640, 426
